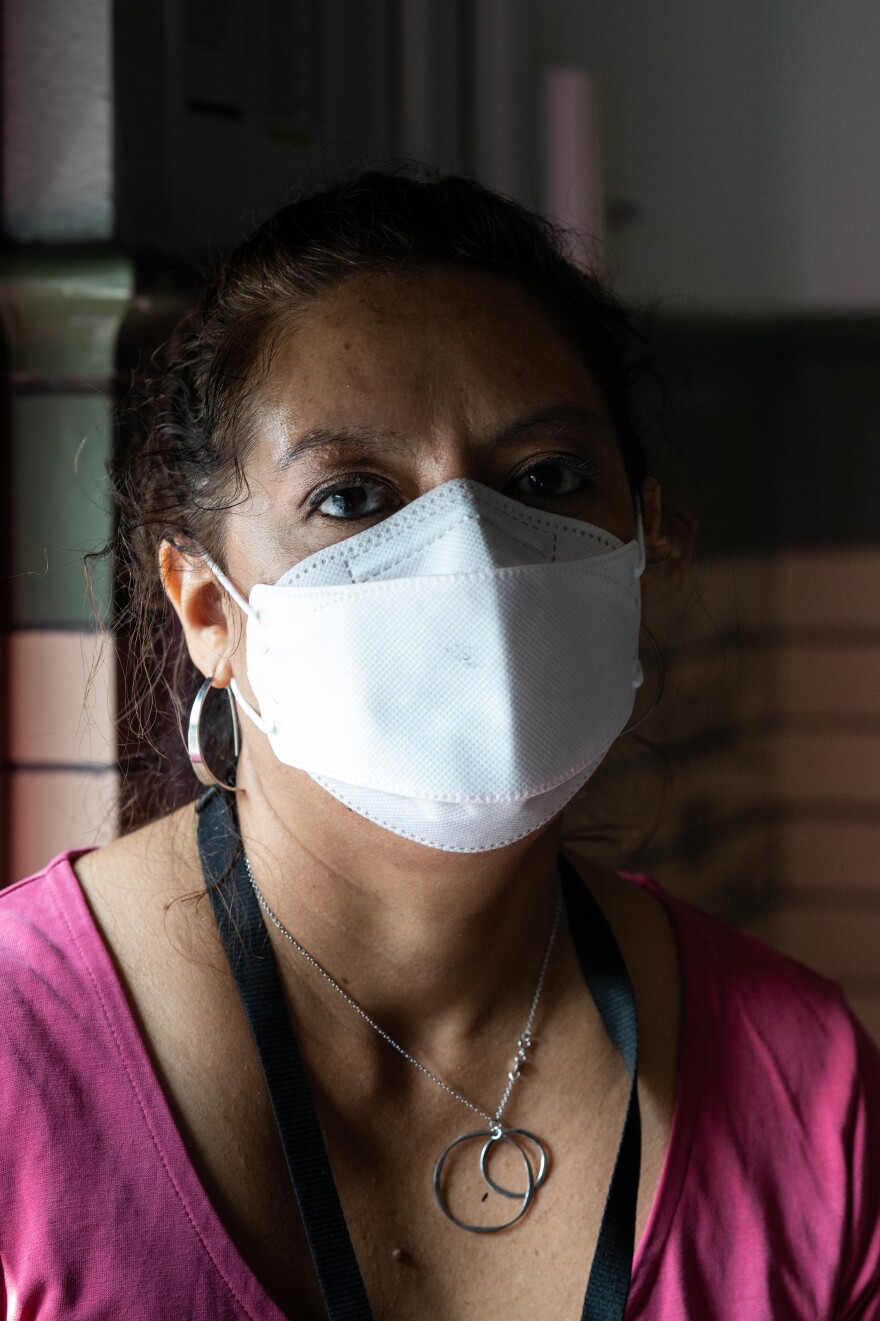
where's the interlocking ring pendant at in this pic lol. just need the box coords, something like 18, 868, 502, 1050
433, 1126, 549, 1233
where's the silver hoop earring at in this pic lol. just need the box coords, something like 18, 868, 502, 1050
187, 676, 242, 791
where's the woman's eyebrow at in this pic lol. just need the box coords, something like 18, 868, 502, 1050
489, 403, 613, 448
276, 404, 611, 471
275, 425, 410, 471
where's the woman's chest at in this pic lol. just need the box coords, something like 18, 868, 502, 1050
78, 849, 680, 1318
155, 997, 671, 1321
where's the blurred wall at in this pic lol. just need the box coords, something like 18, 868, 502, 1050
1, 0, 126, 882
536, 0, 880, 312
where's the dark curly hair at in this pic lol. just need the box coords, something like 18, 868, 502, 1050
108, 167, 657, 827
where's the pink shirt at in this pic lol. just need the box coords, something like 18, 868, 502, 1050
1, 853, 879, 1318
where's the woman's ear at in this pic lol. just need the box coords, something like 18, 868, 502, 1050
640, 478, 698, 567
159, 541, 236, 687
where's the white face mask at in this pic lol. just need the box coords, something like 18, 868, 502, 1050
204, 478, 644, 852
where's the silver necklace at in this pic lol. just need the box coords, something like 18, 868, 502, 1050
243, 854, 562, 1233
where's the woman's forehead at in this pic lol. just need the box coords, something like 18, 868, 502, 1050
259, 267, 609, 433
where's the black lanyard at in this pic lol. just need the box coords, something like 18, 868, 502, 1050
197, 786, 640, 1320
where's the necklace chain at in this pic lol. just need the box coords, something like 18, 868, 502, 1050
243, 854, 562, 1129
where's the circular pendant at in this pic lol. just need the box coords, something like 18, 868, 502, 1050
433, 1126, 549, 1233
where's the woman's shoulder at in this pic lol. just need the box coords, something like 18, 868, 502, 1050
0, 827, 274, 1320
1, 808, 198, 969
1, 848, 84, 905
0, 849, 122, 1069
615, 875, 880, 1318
0, 849, 137, 1204
0, 851, 94, 979
639, 870, 880, 1193
625, 870, 879, 1112
635, 872, 863, 1048
573, 856, 879, 1170
0, 811, 218, 1078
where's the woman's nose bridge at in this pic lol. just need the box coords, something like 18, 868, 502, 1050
414, 429, 496, 492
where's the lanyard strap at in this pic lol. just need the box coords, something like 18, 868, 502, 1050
197, 786, 640, 1321
560, 851, 641, 1321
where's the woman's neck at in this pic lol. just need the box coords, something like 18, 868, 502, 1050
234, 759, 569, 1062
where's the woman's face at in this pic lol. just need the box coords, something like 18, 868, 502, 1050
170, 265, 662, 710
222, 265, 641, 590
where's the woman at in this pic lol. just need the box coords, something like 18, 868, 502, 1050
1, 171, 878, 1320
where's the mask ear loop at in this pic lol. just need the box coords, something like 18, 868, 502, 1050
198, 549, 273, 736
626, 494, 661, 726
633, 502, 646, 580
200, 551, 255, 619
624, 624, 666, 734
627, 503, 647, 692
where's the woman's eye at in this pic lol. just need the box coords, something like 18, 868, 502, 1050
510, 459, 596, 500
313, 481, 387, 520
